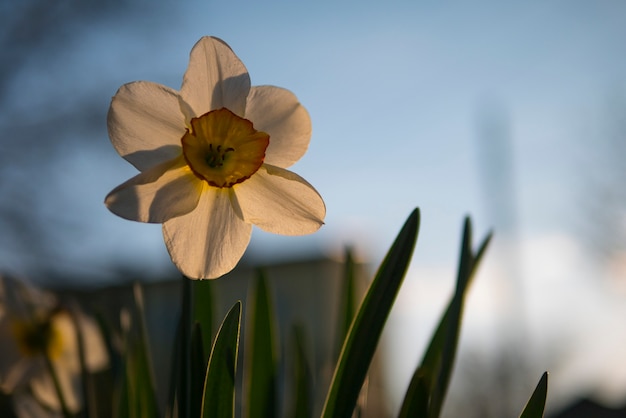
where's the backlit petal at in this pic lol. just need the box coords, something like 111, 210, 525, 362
234, 165, 325, 235
245, 86, 311, 168
105, 157, 202, 223
162, 188, 252, 279
108, 81, 186, 171
180, 36, 250, 118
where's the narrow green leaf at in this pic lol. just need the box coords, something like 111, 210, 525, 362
408, 218, 492, 418
245, 270, 278, 418
193, 279, 215, 358
321, 208, 420, 418
129, 338, 161, 418
190, 322, 207, 418
177, 277, 193, 418
397, 366, 430, 418
165, 319, 182, 418
117, 285, 161, 418
519, 372, 548, 418
133, 284, 161, 418
290, 324, 313, 418
335, 247, 357, 359
201, 301, 242, 418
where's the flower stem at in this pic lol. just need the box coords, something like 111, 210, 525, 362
43, 351, 73, 418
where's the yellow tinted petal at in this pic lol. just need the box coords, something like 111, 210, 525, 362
105, 157, 203, 223
234, 165, 325, 235
162, 188, 252, 279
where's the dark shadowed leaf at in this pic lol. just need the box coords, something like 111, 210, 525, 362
335, 247, 357, 359
290, 324, 313, 418
193, 279, 215, 358
245, 270, 278, 418
403, 217, 491, 418
519, 372, 548, 418
201, 301, 242, 418
117, 283, 160, 418
397, 366, 430, 418
190, 322, 207, 418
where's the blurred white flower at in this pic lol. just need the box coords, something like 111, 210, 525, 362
0, 276, 108, 416
105, 36, 326, 279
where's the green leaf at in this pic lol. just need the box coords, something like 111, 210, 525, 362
397, 367, 430, 418
321, 208, 420, 418
201, 301, 242, 418
335, 247, 357, 359
177, 277, 193, 418
190, 322, 207, 418
519, 372, 548, 418
245, 270, 278, 418
404, 217, 491, 418
165, 319, 182, 418
290, 324, 313, 418
193, 279, 215, 358
117, 284, 160, 418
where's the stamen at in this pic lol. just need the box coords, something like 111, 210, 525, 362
205, 144, 235, 168
181, 108, 269, 188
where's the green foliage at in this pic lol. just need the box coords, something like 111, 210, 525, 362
74, 210, 549, 418
335, 247, 357, 359
190, 322, 207, 418
400, 217, 492, 418
193, 279, 215, 359
520, 372, 549, 418
290, 324, 313, 418
321, 208, 420, 418
116, 284, 160, 418
245, 271, 278, 418
201, 301, 242, 418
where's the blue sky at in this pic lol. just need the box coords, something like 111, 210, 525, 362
4, 0, 626, 413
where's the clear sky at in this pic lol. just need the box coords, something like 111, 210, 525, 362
2, 0, 626, 415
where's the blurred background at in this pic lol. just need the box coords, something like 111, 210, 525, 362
1, 0, 626, 416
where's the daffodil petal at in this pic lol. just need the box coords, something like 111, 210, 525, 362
162, 188, 252, 279
180, 36, 250, 118
105, 157, 202, 223
31, 365, 81, 413
245, 86, 312, 168
234, 165, 325, 235
108, 81, 186, 171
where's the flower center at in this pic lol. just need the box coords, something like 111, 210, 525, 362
181, 108, 269, 188
11, 316, 63, 359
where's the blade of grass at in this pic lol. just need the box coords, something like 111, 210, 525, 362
397, 366, 430, 418
321, 208, 420, 418
201, 301, 242, 418
177, 277, 192, 418
165, 317, 182, 418
190, 322, 207, 418
403, 218, 491, 418
245, 270, 278, 418
133, 283, 160, 418
116, 285, 161, 418
519, 372, 548, 418
193, 279, 215, 359
335, 247, 357, 359
290, 324, 313, 418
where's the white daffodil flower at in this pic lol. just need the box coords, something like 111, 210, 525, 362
105, 36, 326, 280
0, 276, 108, 416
